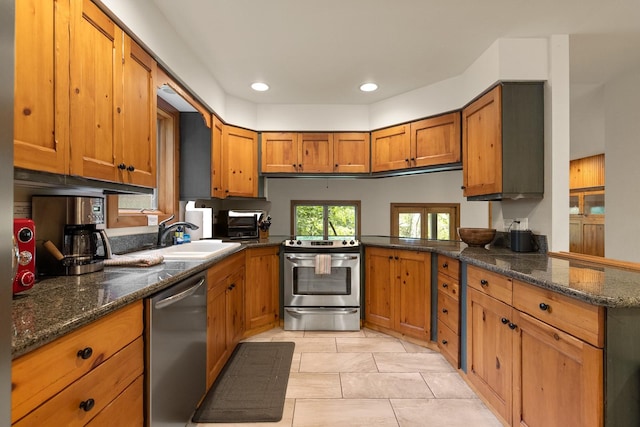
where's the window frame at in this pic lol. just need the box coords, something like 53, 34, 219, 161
290, 200, 361, 239
390, 202, 460, 240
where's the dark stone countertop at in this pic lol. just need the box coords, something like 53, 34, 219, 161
12, 235, 640, 358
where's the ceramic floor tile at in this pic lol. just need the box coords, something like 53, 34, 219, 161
191, 398, 295, 427
303, 330, 366, 338
336, 337, 406, 353
401, 340, 437, 353
422, 372, 478, 398
272, 337, 337, 353
285, 372, 343, 398
244, 329, 305, 340
290, 352, 301, 372
362, 328, 393, 338
390, 399, 503, 427
299, 352, 378, 373
374, 352, 455, 373
341, 372, 434, 398
292, 399, 399, 427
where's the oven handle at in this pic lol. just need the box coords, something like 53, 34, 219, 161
285, 255, 359, 261
285, 307, 359, 315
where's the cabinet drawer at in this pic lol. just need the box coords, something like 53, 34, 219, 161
437, 320, 459, 368
437, 291, 459, 332
467, 265, 512, 305
12, 301, 143, 423
513, 280, 605, 347
437, 272, 459, 301
438, 255, 460, 278
14, 337, 143, 427
86, 375, 144, 427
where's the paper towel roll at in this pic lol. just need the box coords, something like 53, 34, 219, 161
185, 210, 204, 241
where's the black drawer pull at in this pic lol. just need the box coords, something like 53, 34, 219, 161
80, 398, 95, 412
77, 347, 93, 360
508, 323, 517, 330
539, 303, 549, 311
442, 283, 448, 288
442, 308, 448, 314
441, 339, 448, 345
442, 262, 448, 268
480, 279, 488, 287
501, 317, 509, 324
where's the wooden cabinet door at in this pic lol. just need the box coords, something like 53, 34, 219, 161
365, 248, 395, 329
298, 133, 333, 173
371, 124, 411, 172
226, 268, 245, 347
512, 311, 603, 427
121, 34, 157, 187
69, 0, 122, 182
467, 287, 513, 423
211, 116, 225, 198
207, 278, 230, 387
223, 125, 258, 197
261, 132, 298, 173
395, 250, 431, 340
569, 216, 583, 253
462, 85, 502, 197
333, 132, 370, 173
410, 112, 461, 168
582, 217, 605, 257
245, 247, 279, 333
14, 0, 69, 174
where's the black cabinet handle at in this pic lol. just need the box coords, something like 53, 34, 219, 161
461, 185, 466, 190
394, 256, 399, 260
118, 163, 126, 170
79, 398, 95, 412
442, 283, 448, 288
127, 165, 135, 172
480, 279, 488, 287
442, 262, 448, 269
441, 339, 448, 345
388, 256, 393, 260
501, 317, 509, 324
335, 163, 339, 168
77, 347, 93, 360
539, 303, 549, 311
508, 323, 517, 330
442, 308, 448, 314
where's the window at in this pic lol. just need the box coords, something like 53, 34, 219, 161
391, 203, 460, 240
291, 200, 361, 240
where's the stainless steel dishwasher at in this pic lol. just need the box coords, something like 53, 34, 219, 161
147, 273, 207, 426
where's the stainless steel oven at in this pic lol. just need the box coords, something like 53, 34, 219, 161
283, 239, 361, 331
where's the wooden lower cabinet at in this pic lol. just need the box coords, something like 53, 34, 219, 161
206, 253, 245, 387
244, 246, 280, 335
466, 266, 605, 427
365, 247, 431, 341
11, 302, 144, 426
436, 255, 461, 367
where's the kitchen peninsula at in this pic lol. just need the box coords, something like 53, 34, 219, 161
10, 236, 640, 426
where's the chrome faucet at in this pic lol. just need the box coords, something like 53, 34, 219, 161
157, 215, 200, 247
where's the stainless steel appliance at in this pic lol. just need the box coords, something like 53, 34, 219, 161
13, 219, 35, 294
214, 210, 263, 240
147, 273, 207, 427
32, 196, 112, 276
283, 239, 361, 331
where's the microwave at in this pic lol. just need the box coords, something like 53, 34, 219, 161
214, 210, 263, 239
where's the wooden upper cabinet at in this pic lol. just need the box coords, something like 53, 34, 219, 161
334, 132, 370, 173
371, 124, 411, 172
69, 0, 122, 182
298, 133, 334, 173
410, 112, 461, 168
14, 0, 70, 174
462, 82, 544, 200
261, 132, 298, 173
222, 125, 258, 197
211, 116, 225, 198
121, 34, 157, 187
570, 154, 605, 190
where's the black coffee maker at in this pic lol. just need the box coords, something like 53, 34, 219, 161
32, 196, 112, 276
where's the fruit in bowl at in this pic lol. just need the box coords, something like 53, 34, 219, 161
457, 228, 497, 247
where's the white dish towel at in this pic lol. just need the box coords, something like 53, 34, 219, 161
314, 254, 332, 275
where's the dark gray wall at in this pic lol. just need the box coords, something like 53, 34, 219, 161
0, 0, 14, 423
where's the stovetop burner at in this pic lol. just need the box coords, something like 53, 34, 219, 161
283, 238, 360, 248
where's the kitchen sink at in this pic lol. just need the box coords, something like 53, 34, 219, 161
140, 240, 241, 260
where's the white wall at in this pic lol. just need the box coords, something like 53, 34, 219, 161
265, 171, 489, 236
570, 84, 605, 159
604, 69, 640, 261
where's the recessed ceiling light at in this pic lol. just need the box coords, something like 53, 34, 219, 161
359, 83, 378, 92
251, 82, 269, 92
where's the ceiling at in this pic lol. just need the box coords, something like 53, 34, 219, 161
150, 0, 640, 105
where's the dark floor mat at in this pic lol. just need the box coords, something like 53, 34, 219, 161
192, 341, 295, 423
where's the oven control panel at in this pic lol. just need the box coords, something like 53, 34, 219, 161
284, 239, 360, 247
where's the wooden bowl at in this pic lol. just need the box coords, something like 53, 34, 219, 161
458, 228, 497, 247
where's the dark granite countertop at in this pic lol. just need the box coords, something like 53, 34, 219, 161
12, 235, 640, 358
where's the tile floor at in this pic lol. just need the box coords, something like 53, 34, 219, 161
193, 328, 503, 427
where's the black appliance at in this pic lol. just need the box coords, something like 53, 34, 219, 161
214, 210, 263, 239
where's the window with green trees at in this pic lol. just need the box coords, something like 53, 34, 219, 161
391, 203, 460, 240
291, 201, 360, 239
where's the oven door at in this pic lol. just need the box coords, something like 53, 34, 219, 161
283, 252, 360, 307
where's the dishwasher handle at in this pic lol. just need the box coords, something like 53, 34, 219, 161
154, 277, 205, 309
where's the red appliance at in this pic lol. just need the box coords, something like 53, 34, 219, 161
13, 218, 36, 294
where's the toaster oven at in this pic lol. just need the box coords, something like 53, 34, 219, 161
214, 210, 263, 239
